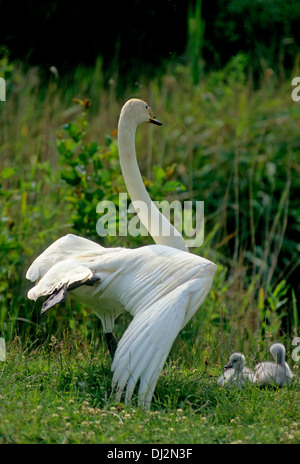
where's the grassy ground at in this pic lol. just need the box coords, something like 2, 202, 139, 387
0, 339, 299, 444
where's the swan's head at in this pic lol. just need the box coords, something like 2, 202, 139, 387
224, 352, 245, 371
270, 343, 285, 363
120, 98, 162, 127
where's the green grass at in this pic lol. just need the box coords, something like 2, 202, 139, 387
0, 339, 299, 444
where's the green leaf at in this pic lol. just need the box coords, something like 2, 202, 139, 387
63, 122, 82, 142
105, 135, 112, 147
57, 139, 77, 158
84, 141, 100, 157
61, 168, 81, 186
153, 166, 167, 183
162, 180, 186, 193
1, 167, 16, 179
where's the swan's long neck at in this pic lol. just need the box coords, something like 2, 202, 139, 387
118, 115, 188, 251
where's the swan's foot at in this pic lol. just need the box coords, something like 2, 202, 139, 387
105, 332, 118, 359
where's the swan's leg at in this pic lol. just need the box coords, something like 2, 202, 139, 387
105, 332, 118, 359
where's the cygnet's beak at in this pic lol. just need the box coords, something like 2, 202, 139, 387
149, 116, 162, 126
224, 362, 233, 369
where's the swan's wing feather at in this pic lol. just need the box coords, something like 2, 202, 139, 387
285, 362, 293, 379
217, 368, 234, 386
26, 234, 103, 282
112, 281, 197, 408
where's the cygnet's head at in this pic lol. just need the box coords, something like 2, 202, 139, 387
270, 343, 285, 364
224, 352, 245, 371
120, 98, 162, 127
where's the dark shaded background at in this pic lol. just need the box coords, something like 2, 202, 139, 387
1, 0, 300, 82
0, 1, 188, 74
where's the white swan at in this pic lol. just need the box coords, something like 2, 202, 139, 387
26, 99, 217, 408
217, 352, 255, 388
254, 343, 293, 387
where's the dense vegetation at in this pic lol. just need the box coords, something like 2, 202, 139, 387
0, 0, 299, 445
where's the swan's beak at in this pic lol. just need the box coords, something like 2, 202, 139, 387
224, 362, 233, 369
149, 116, 162, 126
148, 107, 162, 126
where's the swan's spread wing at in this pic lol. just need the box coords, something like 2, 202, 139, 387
111, 279, 208, 408
26, 237, 217, 406
26, 234, 104, 282
27, 259, 100, 314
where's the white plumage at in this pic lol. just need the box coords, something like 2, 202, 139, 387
217, 352, 255, 388
26, 99, 217, 408
254, 343, 293, 387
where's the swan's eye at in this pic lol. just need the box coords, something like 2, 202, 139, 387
145, 105, 148, 110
